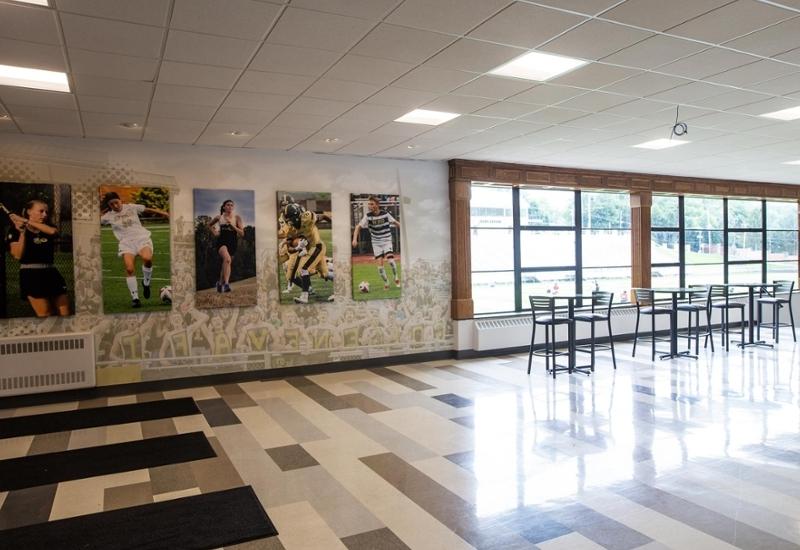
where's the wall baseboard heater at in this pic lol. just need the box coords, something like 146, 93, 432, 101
0, 332, 95, 397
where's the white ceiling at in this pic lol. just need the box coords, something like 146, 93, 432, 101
2, 0, 800, 183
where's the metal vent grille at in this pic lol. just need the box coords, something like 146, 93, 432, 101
0, 338, 85, 356
1, 370, 87, 391
475, 317, 532, 330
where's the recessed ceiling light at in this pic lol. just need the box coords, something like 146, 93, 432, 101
489, 50, 587, 81
324, 137, 340, 143
406, 145, 417, 149
0, 64, 69, 92
394, 109, 460, 125
783, 160, 800, 165
0, 114, 9, 120
227, 130, 244, 136
633, 138, 690, 150
13, 0, 49, 5
759, 105, 800, 121
119, 122, 140, 129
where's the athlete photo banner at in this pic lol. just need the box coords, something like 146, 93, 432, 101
1, 182, 74, 319
98, 184, 171, 314
350, 193, 401, 301
193, 188, 257, 309
277, 191, 334, 305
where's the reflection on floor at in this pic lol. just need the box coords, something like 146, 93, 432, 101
1, 330, 799, 549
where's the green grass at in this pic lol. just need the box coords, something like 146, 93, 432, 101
3, 251, 74, 318
352, 260, 402, 301
101, 223, 172, 313
278, 228, 334, 304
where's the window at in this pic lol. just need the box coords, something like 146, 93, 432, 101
651, 195, 681, 290
470, 185, 515, 314
766, 201, 798, 283
726, 199, 764, 284
684, 197, 724, 286
581, 191, 631, 302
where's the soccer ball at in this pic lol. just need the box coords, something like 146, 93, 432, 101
159, 286, 173, 304
358, 281, 370, 293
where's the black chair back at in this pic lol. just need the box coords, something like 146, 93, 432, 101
773, 280, 795, 296
529, 296, 556, 318
688, 285, 711, 308
592, 291, 614, 315
633, 288, 655, 307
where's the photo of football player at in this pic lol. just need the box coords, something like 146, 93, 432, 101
350, 193, 402, 301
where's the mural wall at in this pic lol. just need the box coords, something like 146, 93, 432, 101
0, 135, 452, 386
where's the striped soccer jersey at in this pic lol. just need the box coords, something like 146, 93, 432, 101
358, 209, 396, 245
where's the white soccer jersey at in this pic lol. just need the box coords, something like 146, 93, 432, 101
101, 203, 150, 243
359, 210, 396, 246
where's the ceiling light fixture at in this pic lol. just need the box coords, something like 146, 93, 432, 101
119, 122, 140, 129
227, 130, 244, 136
0, 114, 10, 120
782, 160, 800, 165
406, 145, 417, 149
0, 64, 69, 92
324, 137, 340, 143
489, 50, 587, 81
13, 0, 49, 5
395, 109, 460, 125
633, 138, 690, 150
759, 105, 800, 121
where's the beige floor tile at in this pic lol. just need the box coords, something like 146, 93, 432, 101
0, 435, 32, 459
235, 405, 296, 449
13, 402, 77, 416
0, 492, 7, 509
50, 470, 150, 521
173, 413, 214, 437
371, 407, 473, 456
309, 370, 412, 396
162, 386, 221, 401
536, 531, 606, 550
152, 486, 202, 502
68, 425, 109, 450
267, 501, 347, 550
411, 456, 478, 505
104, 421, 144, 445
107, 395, 139, 406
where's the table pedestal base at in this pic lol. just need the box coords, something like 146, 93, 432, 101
659, 350, 698, 360
737, 340, 773, 349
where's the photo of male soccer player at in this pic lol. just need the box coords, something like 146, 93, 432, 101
99, 185, 171, 313
277, 191, 334, 305
1, 182, 74, 319
351, 193, 401, 301
194, 189, 257, 308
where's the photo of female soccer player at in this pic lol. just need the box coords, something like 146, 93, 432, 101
99, 185, 171, 313
351, 194, 401, 301
277, 191, 334, 305
194, 189, 256, 308
1, 182, 74, 318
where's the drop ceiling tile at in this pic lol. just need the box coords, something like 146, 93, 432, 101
197, 122, 265, 146
212, 107, 278, 125
732, 21, 800, 59
422, 95, 495, 114
385, 0, 512, 35
601, 35, 707, 69
369, 122, 431, 138
510, 84, 586, 105
0, 38, 65, 72
68, 49, 158, 81
144, 117, 206, 144
646, 81, 727, 103
690, 89, 772, 110
485, 120, 547, 138
667, 0, 792, 44
602, 72, 691, 97
269, 111, 335, 129
336, 133, 409, 155
549, 63, 638, 90
472, 101, 538, 118
453, 75, 535, 100
149, 101, 218, 120
56, 0, 171, 26
540, 20, 653, 61
322, 117, 383, 134
425, 39, 525, 73
153, 84, 227, 106
164, 31, 260, 69
748, 71, 800, 95
558, 91, 633, 111
774, 45, 800, 64
0, 118, 19, 134
248, 43, 339, 76
601, 0, 730, 31
350, 24, 454, 64
365, 87, 438, 108
392, 66, 477, 94
289, 0, 400, 20
171, 0, 282, 40
658, 48, 758, 79
705, 59, 797, 87
266, 7, 373, 52
686, 111, 774, 132
247, 125, 316, 149
534, 0, 623, 15
0, 2, 60, 45
82, 111, 144, 140
727, 96, 800, 115
292, 134, 360, 153
73, 74, 154, 100
468, 2, 586, 49
520, 106, 589, 124
223, 91, 294, 111
602, 98, 671, 117
10, 105, 82, 136
562, 112, 631, 129
336, 102, 407, 123
438, 115, 504, 133
235, 71, 314, 95
326, 55, 414, 85
303, 79, 381, 102
60, 13, 165, 58
78, 95, 148, 116
0, 87, 74, 110
158, 61, 241, 90
286, 97, 354, 117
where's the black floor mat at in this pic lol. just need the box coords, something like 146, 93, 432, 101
0, 486, 278, 550
0, 431, 215, 491
0, 398, 200, 439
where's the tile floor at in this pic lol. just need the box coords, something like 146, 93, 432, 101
1, 331, 799, 549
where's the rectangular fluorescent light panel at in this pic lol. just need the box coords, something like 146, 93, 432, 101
0, 64, 69, 92
783, 160, 800, 165
395, 109, 460, 125
633, 138, 690, 150
760, 105, 800, 120
489, 51, 587, 81
15, 0, 49, 5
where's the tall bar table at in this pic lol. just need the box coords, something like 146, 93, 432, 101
723, 283, 777, 349
549, 294, 594, 375
647, 288, 697, 360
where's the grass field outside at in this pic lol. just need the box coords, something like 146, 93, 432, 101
101, 223, 172, 313
3, 251, 75, 318
352, 254, 401, 301
277, 228, 334, 304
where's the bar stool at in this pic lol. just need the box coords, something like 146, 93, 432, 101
710, 284, 744, 351
676, 285, 714, 354
527, 296, 573, 378
573, 291, 617, 371
632, 288, 673, 361
757, 280, 796, 344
